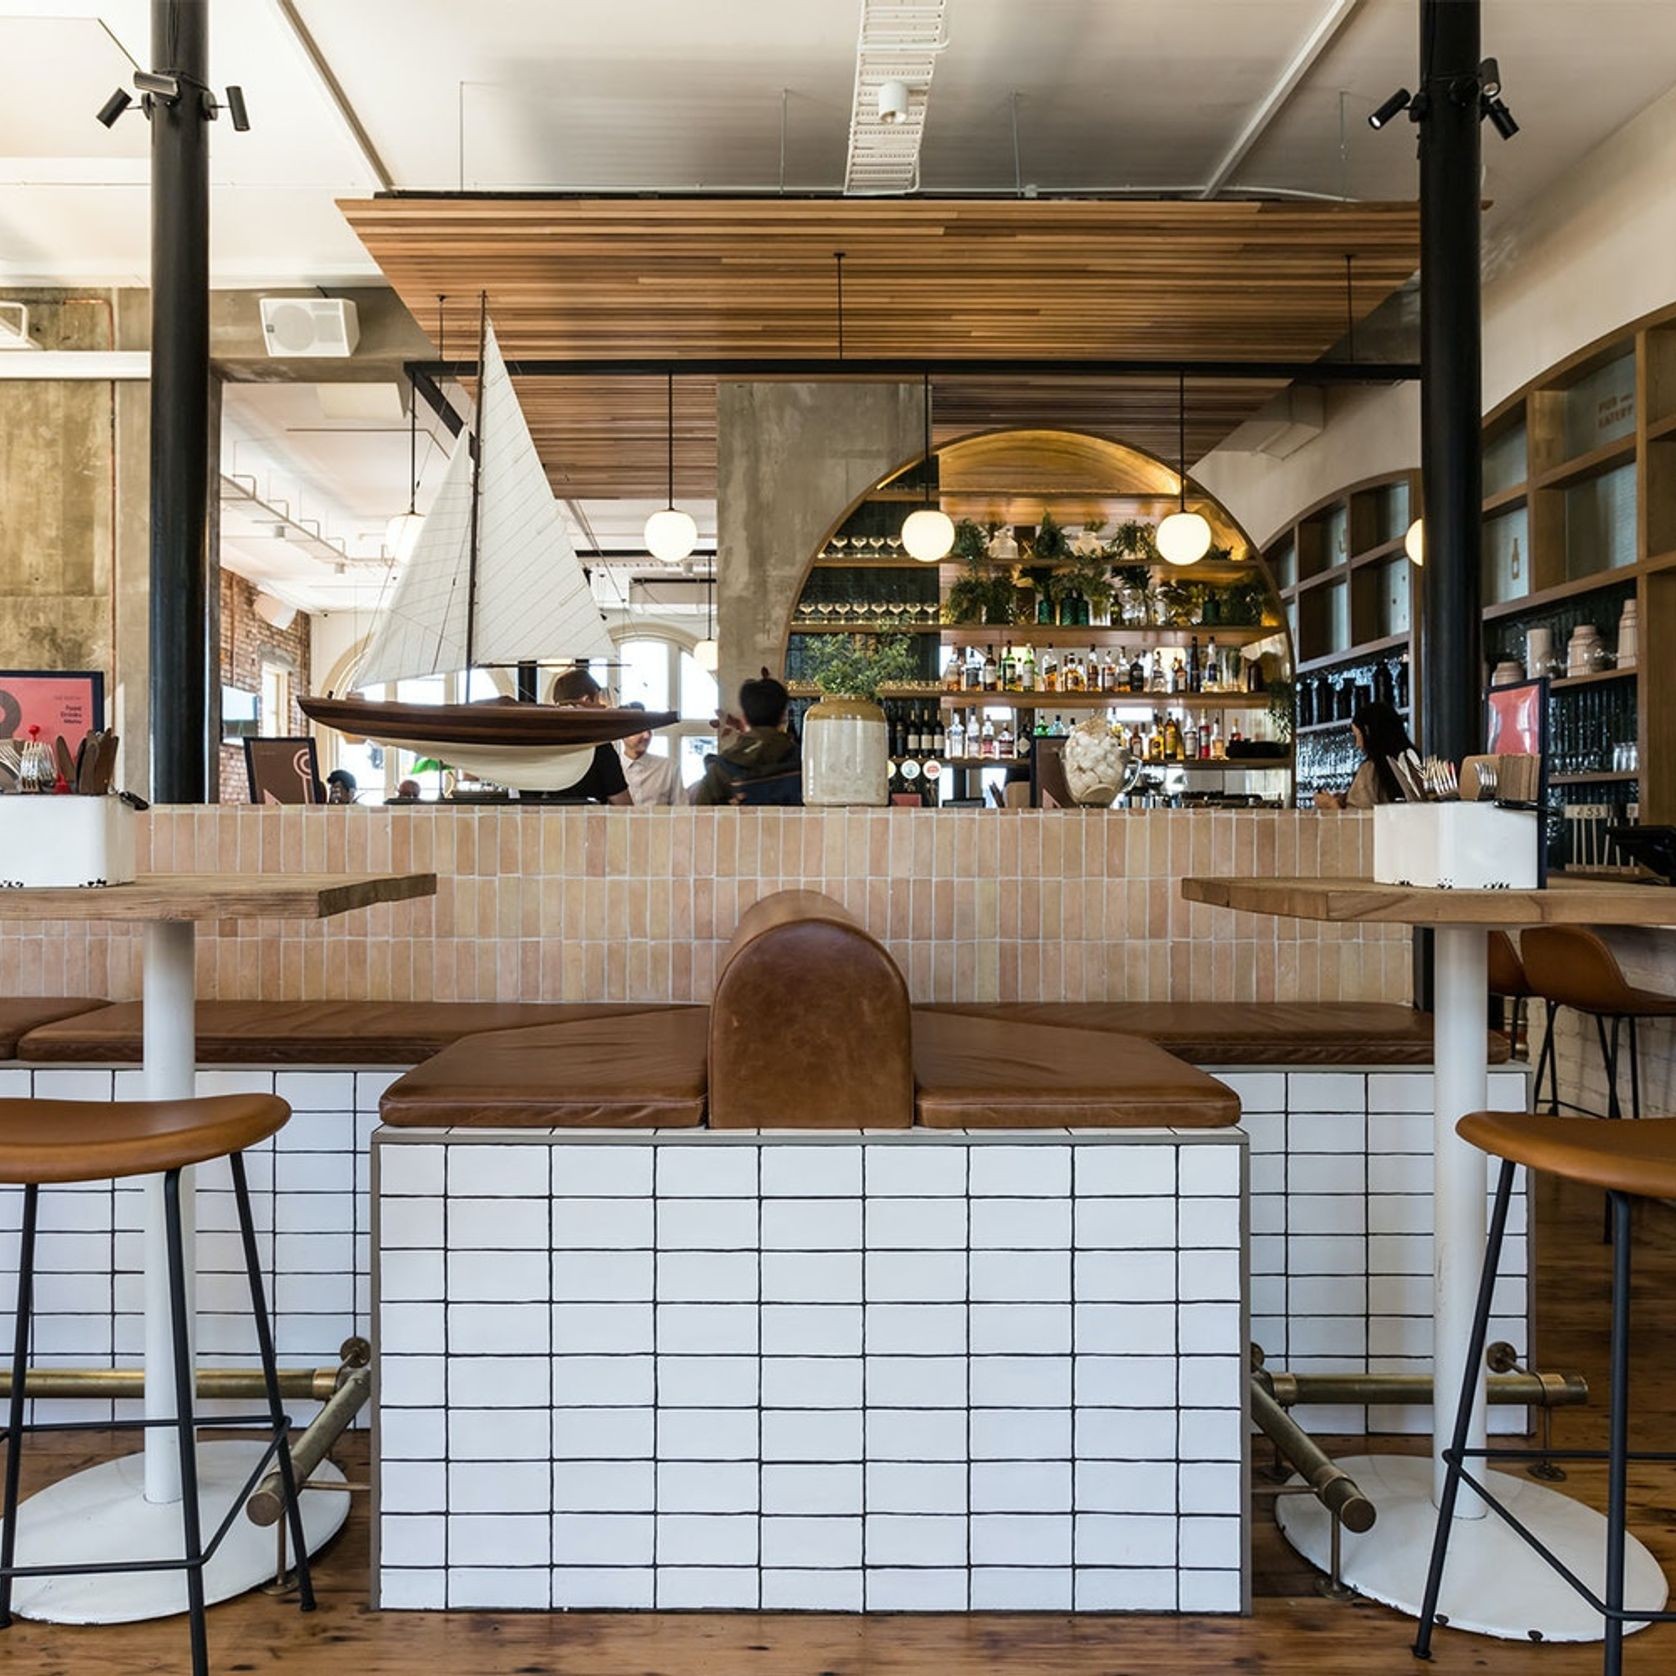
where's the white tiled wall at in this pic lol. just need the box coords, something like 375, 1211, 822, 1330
373, 1129, 1249, 1615
0, 1064, 398, 1428
1229, 1067, 1531, 1437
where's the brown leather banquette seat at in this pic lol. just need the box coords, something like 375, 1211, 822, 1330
0, 998, 106, 1061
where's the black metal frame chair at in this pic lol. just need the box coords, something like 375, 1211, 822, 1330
0, 1153, 314, 1676
1415, 1160, 1675, 1675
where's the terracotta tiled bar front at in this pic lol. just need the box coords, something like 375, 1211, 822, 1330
0, 807, 1409, 1007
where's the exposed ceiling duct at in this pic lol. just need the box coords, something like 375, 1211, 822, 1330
843, 0, 948, 195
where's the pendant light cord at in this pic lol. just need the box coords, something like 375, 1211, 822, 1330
406, 371, 418, 517
923, 370, 933, 507
666, 371, 675, 511
1178, 371, 1188, 511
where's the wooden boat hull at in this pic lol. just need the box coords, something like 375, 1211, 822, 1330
298, 697, 679, 792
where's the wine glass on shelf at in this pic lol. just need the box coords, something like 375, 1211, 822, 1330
826, 535, 849, 561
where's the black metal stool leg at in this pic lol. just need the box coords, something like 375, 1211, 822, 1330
229, 1151, 314, 1612
1599, 1017, 1621, 1242
1605, 1189, 1633, 1676
1536, 1000, 1559, 1113
0, 1184, 38, 1629
1414, 1157, 1517, 1661
164, 1168, 209, 1676
1628, 1017, 1641, 1122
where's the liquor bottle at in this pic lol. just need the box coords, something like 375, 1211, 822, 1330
932, 711, 946, 757
1230, 720, 1244, 746
997, 715, 1014, 758
1014, 721, 1031, 759
1148, 650, 1166, 693
1164, 715, 1183, 761
1099, 648, 1118, 694
942, 650, 962, 693
1204, 636, 1220, 693
1043, 650, 1060, 693
1020, 645, 1037, 692
1065, 654, 1085, 694
983, 645, 999, 692
1147, 716, 1165, 763
962, 647, 982, 692
1199, 719, 1212, 761
1183, 718, 1199, 760
1210, 718, 1225, 760
1128, 648, 1145, 694
947, 711, 967, 760
1000, 645, 1017, 691
980, 717, 997, 759
1188, 635, 1201, 694
909, 708, 924, 757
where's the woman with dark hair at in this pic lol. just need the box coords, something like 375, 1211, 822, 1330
1313, 700, 1416, 810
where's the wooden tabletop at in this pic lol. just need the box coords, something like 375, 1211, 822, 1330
1181, 875, 1676, 929
0, 872, 437, 923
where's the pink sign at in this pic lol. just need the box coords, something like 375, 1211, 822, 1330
0, 671, 105, 747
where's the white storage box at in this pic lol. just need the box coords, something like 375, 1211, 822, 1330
0, 797, 136, 889
1373, 802, 1539, 890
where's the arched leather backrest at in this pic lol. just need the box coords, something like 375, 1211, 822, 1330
1487, 930, 1530, 999
708, 889, 913, 1129
1521, 926, 1634, 1013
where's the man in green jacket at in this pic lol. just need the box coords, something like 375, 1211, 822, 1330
694, 673, 803, 806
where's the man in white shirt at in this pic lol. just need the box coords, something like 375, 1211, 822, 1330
618, 702, 682, 806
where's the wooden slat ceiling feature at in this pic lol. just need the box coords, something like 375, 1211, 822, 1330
344, 196, 1418, 498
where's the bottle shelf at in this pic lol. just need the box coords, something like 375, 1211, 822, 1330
939, 690, 1269, 710
1549, 771, 1640, 785
938, 624, 1278, 648
1546, 667, 1637, 690
788, 622, 943, 634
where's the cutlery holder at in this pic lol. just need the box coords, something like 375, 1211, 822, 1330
0, 796, 136, 889
1373, 802, 1539, 890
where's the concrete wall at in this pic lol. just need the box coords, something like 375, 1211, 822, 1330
715, 381, 923, 703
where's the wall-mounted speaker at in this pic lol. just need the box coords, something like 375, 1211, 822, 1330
259, 297, 360, 358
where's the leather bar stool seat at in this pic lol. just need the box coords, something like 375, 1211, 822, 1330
1487, 930, 1535, 1074
0, 1093, 313, 1676
0, 1093, 289, 1183
1417, 1112, 1676, 1670
1521, 926, 1676, 1126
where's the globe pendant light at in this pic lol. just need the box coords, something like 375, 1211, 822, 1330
1404, 517, 1425, 565
1156, 372, 1212, 567
386, 371, 425, 557
901, 371, 954, 562
644, 372, 697, 563
694, 567, 718, 671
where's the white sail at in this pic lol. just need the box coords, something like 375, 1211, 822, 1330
354, 435, 476, 688
473, 323, 615, 665
355, 320, 614, 689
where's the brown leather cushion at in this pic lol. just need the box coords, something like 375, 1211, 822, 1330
1458, 1111, 1676, 1200
17, 1000, 689, 1065
0, 999, 106, 1060
709, 890, 913, 1130
380, 1010, 708, 1128
1488, 931, 1530, 1000
0, 1094, 288, 1184
912, 1012, 1240, 1129
1521, 926, 1676, 1018
919, 1001, 1510, 1066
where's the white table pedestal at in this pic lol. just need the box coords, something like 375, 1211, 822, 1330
5, 920, 349, 1623
1275, 926, 1668, 1640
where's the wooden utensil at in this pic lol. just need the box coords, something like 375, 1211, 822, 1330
89, 731, 119, 796
53, 735, 76, 790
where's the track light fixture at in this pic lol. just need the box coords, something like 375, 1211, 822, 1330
95, 74, 249, 129
1368, 59, 1517, 142
1367, 87, 1412, 130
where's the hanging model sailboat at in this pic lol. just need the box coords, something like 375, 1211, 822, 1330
300, 311, 675, 791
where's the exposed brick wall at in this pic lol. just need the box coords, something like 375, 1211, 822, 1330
217, 571, 311, 802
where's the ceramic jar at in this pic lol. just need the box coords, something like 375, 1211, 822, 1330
1616, 599, 1638, 670
1567, 624, 1608, 676
1490, 659, 1525, 688
802, 695, 889, 806
1524, 626, 1558, 678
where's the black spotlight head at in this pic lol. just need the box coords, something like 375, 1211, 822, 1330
133, 69, 178, 100
95, 87, 132, 128
1478, 57, 1503, 99
226, 85, 250, 131
1484, 95, 1520, 141
1368, 87, 1412, 130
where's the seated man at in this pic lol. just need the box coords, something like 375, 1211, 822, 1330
618, 701, 682, 806
694, 672, 802, 806
549, 668, 632, 806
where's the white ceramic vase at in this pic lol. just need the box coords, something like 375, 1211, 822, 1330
803, 696, 890, 806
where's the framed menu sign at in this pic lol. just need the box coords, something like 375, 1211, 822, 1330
0, 670, 105, 746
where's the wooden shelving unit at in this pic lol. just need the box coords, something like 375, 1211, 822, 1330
939, 690, 1271, 711
1273, 302, 1676, 848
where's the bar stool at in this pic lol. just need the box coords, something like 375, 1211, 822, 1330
0, 1095, 314, 1676
1488, 930, 1535, 1069
1416, 1111, 1676, 1674
1522, 926, 1676, 1123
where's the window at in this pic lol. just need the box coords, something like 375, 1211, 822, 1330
259, 663, 290, 737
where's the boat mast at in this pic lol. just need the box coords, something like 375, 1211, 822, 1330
463, 289, 488, 675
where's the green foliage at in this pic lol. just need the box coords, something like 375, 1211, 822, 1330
1107, 520, 1160, 563
1030, 510, 1071, 563
1218, 577, 1271, 626
802, 633, 920, 703
951, 518, 990, 563
1266, 674, 1296, 743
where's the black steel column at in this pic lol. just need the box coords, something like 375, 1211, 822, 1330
148, 0, 212, 802
1417, 0, 1484, 765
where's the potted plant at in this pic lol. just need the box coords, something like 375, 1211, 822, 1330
799, 634, 918, 806
1023, 565, 1057, 625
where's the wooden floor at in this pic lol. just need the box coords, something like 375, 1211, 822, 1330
4, 1172, 1674, 1675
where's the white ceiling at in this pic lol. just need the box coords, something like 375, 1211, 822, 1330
8, 0, 1676, 614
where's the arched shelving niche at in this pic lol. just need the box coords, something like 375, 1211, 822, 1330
782, 426, 1295, 800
